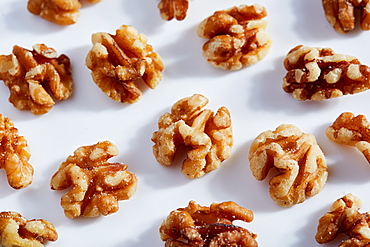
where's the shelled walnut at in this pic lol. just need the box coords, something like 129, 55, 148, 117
326, 112, 370, 162
160, 201, 258, 246
316, 193, 370, 246
0, 211, 57, 247
0, 114, 33, 189
27, 0, 102, 25
322, 0, 370, 33
283, 45, 370, 101
50, 141, 138, 218
197, 4, 272, 70
86, 25, 164, 104
151, 94, 233, 179
158, 0, 189, 21
0, 44, 73, 115
249, 124, 328, 207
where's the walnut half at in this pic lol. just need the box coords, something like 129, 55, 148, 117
160, 201, 258, 246
50, 141, 138, 218
158, 0, 189, 21
249, 124, 328, 207
283, 45, 370, 101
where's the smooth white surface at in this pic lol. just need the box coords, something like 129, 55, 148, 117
1, 0, 370, 246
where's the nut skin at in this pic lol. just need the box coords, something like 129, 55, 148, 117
316, 194, 370, 246
326, 112, 370, 162
159, 201, 258, 247
0, 211, 57, 247
249, 124, 328, 207
0, 114, 33, 189
86, 25, 164, 104
283, 45, 370, 101
197, 4, 272, 70
158, 0, 189, 21
50, 141, 138, 218
0, 44, 73, 115
322, 0, 370, 33
27, 0, 102, 25
151, 94, 233, 179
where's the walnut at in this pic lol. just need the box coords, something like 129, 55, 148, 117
322, 0, 370, 33
50, 141, 138, 218
283, 45, 370, 101
0, 114, 33, 189
151, 94, 233, 179
0, 211, 57, 247
326, 112, 370, 163
0, 44, 73, 115
159, 200, 258, 247
85, 25, 164, 104
197, 4, 272, 70
27, 0, 102, 25
158, 0, 189, 21
249, 124, 328, 207
315, 193, 370, 246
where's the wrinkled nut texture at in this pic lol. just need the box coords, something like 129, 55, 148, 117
86, 25, 164, 104
151, 94, 233, 179
159, 201, 258, 247
158, 0, 189, 21
197, 4, 272, 70
0, 211, 57, 247
326, 112, 370, 162
249, 124, 328, 207
50, 141, 138, 218
0, 44, 73, 115
322, 0, 370, 33
283, 45, 370, 101
316, 193, 370, 246
27, 0, 102, 25
0, 114, 33, 189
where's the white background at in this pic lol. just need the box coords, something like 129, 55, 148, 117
1, 0, 370, 246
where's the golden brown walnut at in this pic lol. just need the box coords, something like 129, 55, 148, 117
283, 45, 370, 101
326, 112, 370, 162
316, 193, 370, 246
27, 0, 102, 25
0, 114, 33, 189
158, 0, 189, 21
50, 141, 138, 218
86, 25, 164, 104
322, 0, 370, 33
0, 211, 57, 247
151, 94, 233, 179
0, 44, 73, 115
249, 124, 328, 207
197, 4, 272, 70
159, 200, 258, 247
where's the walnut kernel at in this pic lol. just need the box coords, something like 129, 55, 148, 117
197, 4, 272, 70
158, 0, 189, 21
249, 124, 328, 207
151, 94, 233, 179
50, 141, 138, 218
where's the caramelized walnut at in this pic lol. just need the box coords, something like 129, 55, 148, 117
0, 211, 57, 247
50, 141, 138, 218
27, 0, 102, 25
326, 112, 370, 162
86, 25, 164, 104
322, 0, 370, 33
316, 193, 370, 246
160, 201, 258, 247
249, 124, 328, 207
197, 4, 272, 70
283, 45, 370, 101
0, 114, 33, 189
0, 44, 73, 115
151, 94, 233, 179
158, 0, 189, 21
